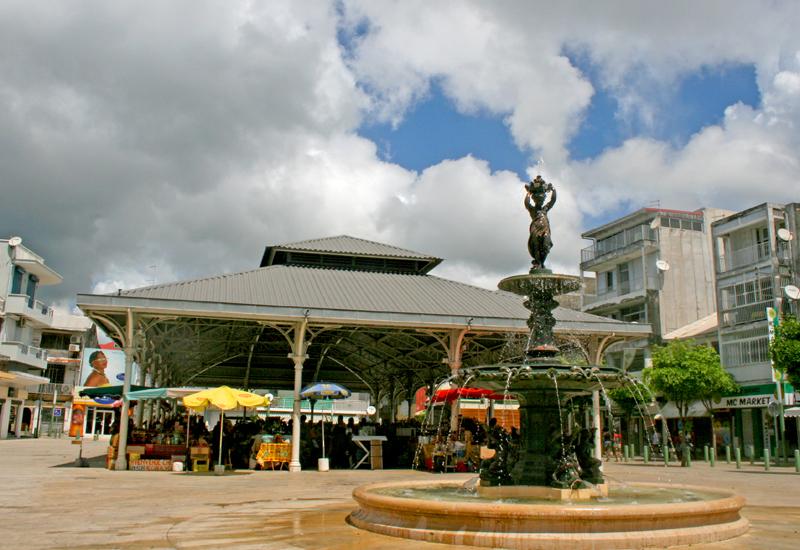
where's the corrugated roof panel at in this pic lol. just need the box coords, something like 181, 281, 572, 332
116, 265, 646, 331
274, 235, 438, 260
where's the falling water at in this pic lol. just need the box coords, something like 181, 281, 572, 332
549, 370, 567, 458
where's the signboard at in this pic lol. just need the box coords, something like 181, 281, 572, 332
714, 392, 796, 409
79, 348, 132, 388
53, 408, 62, 417
766, 307, 780, 382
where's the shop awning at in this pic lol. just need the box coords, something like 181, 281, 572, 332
79, 385, 150, 398
784, 407, 800, 418
126, 387, 206, 400
656, 401, 708, 419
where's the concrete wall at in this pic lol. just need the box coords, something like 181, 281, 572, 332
656, 222, 717, 335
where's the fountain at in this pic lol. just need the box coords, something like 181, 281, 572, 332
349, 177, 748, 548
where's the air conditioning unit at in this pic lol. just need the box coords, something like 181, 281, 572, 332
69, 335, 81, 344
68, 344, 81, 353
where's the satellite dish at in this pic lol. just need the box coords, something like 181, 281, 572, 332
777, 228, 793, 242
656, 260, 670, 272
785, 285, 800, 301
8, 236, 22, 247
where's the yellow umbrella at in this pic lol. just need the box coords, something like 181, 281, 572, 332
183, 386, 271, 468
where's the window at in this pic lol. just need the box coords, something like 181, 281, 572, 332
618, 263, 630, 293
44, 364, 65, 384
755, 227, 770, 259
11, 266, 23, 294
605, 271, 614, 290
619, 304, 647, 323
659, 216, 703, 232
40, 333, 71, 351
27, 274, 38, 307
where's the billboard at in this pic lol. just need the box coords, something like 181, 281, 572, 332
79, 348, 136, 388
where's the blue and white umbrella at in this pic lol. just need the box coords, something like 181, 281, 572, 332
300, 382, 351, 459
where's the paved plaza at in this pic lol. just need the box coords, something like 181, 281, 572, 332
2, 438, 799, 549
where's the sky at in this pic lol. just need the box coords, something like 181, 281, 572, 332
1, 1, 799, 310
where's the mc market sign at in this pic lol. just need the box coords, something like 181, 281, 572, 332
715, 393, 795, 409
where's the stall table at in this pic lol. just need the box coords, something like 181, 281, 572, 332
352, 435, 387, 469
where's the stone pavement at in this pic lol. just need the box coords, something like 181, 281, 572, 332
1, 438, 798, 549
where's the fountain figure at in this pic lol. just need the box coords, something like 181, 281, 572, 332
349, 177, 748, 549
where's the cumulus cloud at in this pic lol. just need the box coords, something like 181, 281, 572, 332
2, 1, 800, 309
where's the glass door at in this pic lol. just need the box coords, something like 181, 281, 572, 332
85, 408, 114, 437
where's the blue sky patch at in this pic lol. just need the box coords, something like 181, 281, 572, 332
357, 84, 531, 179
567, 52, 760, 160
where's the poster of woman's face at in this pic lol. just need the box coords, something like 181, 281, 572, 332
79, 348, 133, 387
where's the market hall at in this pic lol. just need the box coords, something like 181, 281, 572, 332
76, 236, 650, 471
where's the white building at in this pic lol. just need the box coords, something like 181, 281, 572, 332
0, 236, 63, 438
580, 207, 732, 370
711, 203, 799, 455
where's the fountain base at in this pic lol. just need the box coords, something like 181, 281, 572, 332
350, 480, 749, 550
477, 482, 608, 501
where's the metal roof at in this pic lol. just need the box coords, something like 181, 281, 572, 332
268, 235, 439, 260
101, 265, 649, 335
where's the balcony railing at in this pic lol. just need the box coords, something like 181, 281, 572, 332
720, 300, 773, 328
583, 275, 658, 305
35, 382, 74, 395
717, 242, 770, 273
581, 225, 657, 264
0, 341, 48, 368
2, 294, 54, 325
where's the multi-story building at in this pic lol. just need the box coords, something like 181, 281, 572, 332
29, 313, 94, 437
711, 203, 799, 455
0, 236, 63, 438
580, 207, 732, 371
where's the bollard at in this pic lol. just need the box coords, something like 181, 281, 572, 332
725, 445, 731, 464
764, 448, 771, 471
686, 449, 691, 467
748, 445, 755, 465
643, 446, 649, 464
663, 445, 669, 466
703, 445, 709, 462
735, 447, 741, 469
710, 447, 715, 467
795, 449, 799, 473
623, 445, 629, 462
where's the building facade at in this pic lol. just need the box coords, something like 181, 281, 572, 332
711, 203, 799, 456
580, 207, 732, 371
0, 237, 63, 438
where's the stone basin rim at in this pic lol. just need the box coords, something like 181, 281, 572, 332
352, 480, 745, 520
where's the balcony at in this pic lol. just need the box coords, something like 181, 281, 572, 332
717, 242, 770, 273
719, 300, 773, 328
34, 382, 74, 396
583, 275, 658, 307
581, 225, 657, 271
1, 294, 54, 327
0, 342, 48, 370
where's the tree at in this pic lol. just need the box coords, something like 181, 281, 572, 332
608, 381, 655, 452
644, 340, 737, 466
770, 315, 800, 388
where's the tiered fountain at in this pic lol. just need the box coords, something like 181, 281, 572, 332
349, 177, 748, 549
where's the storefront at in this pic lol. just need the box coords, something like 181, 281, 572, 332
713, 383, 796, 459
0, 371, 50, 438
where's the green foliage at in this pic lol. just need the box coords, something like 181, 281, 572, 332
770, 316, 800, 387
644, 339, 738, 421
608, 381, 654, 418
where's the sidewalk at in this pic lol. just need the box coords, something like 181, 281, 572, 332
1, 438, 798, 549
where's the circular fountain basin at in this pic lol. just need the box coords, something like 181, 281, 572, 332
349, 480, 748, 549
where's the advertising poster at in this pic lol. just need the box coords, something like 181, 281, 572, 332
76, 348, 139, 406
79, 347, 132, 388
